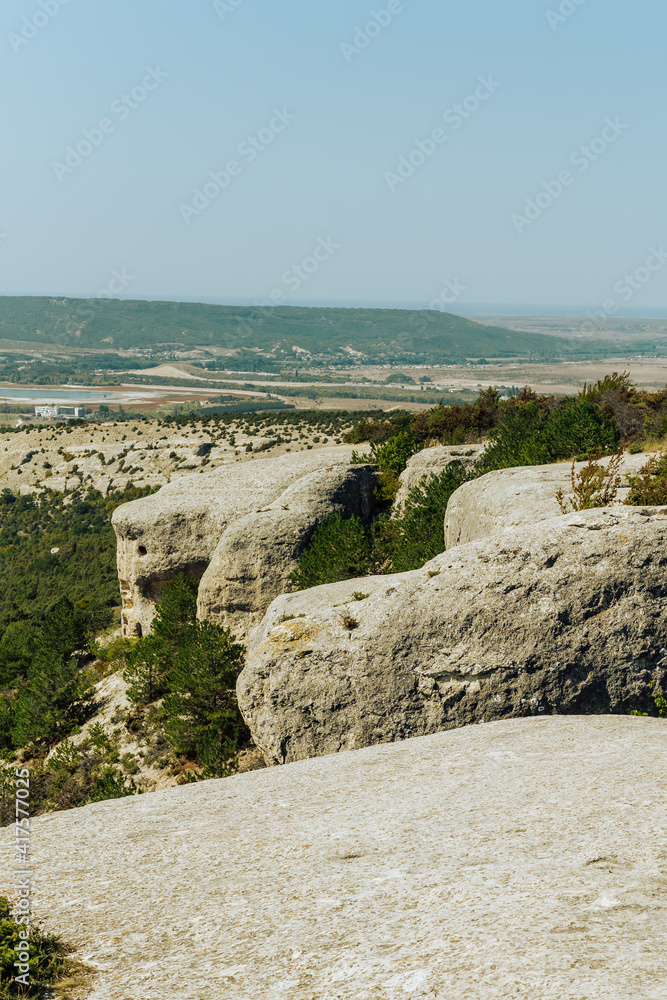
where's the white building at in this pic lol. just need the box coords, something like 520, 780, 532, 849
34, 405, 86, 419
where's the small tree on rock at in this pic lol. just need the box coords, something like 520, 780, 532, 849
161, 621, 246, 778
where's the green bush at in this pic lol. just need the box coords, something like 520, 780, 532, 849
162, 622, 246, 778
123, 634, 170, 705
291, 463, 470, 588
631, 681, 667, 718
123, 575, 248, 778
0, 895, 75, 997
389, 464, 469, 573
625, 454, 667, 506
89, 765, 136, 803
481, 398, 619, 472
0, 734, 137, 827
290, 514, 381, 590
10, 649, 95, 750
38, 597, 111, 661
352, 428, 424, 503
123, 575, 198, 704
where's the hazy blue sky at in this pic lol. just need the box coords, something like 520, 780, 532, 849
0, 0, 664, 313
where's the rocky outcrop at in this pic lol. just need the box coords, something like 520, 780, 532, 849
112, 446, 371, 637
444, 452, 652, 548
239, 505, 667, 765
3, 715, 665, 999
393, 444, 485, 509
196, 463, 377, 639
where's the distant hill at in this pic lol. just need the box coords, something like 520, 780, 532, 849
0, 296, 602, 363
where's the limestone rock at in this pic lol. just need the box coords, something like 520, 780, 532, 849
393, 443, 485, 509
2, 716, 665, 999
444, 452, 652, 548
239, 505, 667, 765
252, 438, 278, 453
197, 463, 377, 639
112, 446, 369, 637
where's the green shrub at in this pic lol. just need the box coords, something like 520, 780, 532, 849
292, 463, 470, 588
290, 514, 380, 590
37, 597, 111, 662
0, 700, 13, 758
89, 765, 136, 803
0, 735, 137, 827
536, 400, 619, 463
369, 430, 423, 502
481, 398, 619, 472
389, 464, 469, 573
162, 622, 246, 778
123, 634, 170, 705
121, 575, 248, 778
0, 627, 35, 691
11, 650, 95, 750
631, 681, 667, 718
625, 454, 667, 506
0, 895, 76, 997
123, 574, 199, 705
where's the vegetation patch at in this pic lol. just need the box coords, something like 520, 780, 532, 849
123, 576, 248, 780
291, 463, 469, 589
0, 483, 157, 639
626, 453, 667, 506
296, 375, 661, 590
0, 895, 89, 998
556, 448, 624, 513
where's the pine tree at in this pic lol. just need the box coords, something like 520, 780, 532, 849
123, 633, 169, 704
123, 574, 199, 704
152, 574, 198, 645
162, 622, 246, 777
11, 649, 95, 748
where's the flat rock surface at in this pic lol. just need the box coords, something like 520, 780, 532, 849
444, 453, 653, 548
1, 716, 666, 1000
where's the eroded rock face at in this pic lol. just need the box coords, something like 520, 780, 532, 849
444, 452, 652, 548
112, 446, 368, 637
393, 444, 485, 509
197, 463, 377, 639
239, 505, 667, 765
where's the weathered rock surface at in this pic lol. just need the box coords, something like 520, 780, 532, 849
444, 452, 653, 548
197, 463, 377, 639
112, 446, 369, 636
2, 716, 665, 1000
393, 443, 485, 509
239, 505, 667, 765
